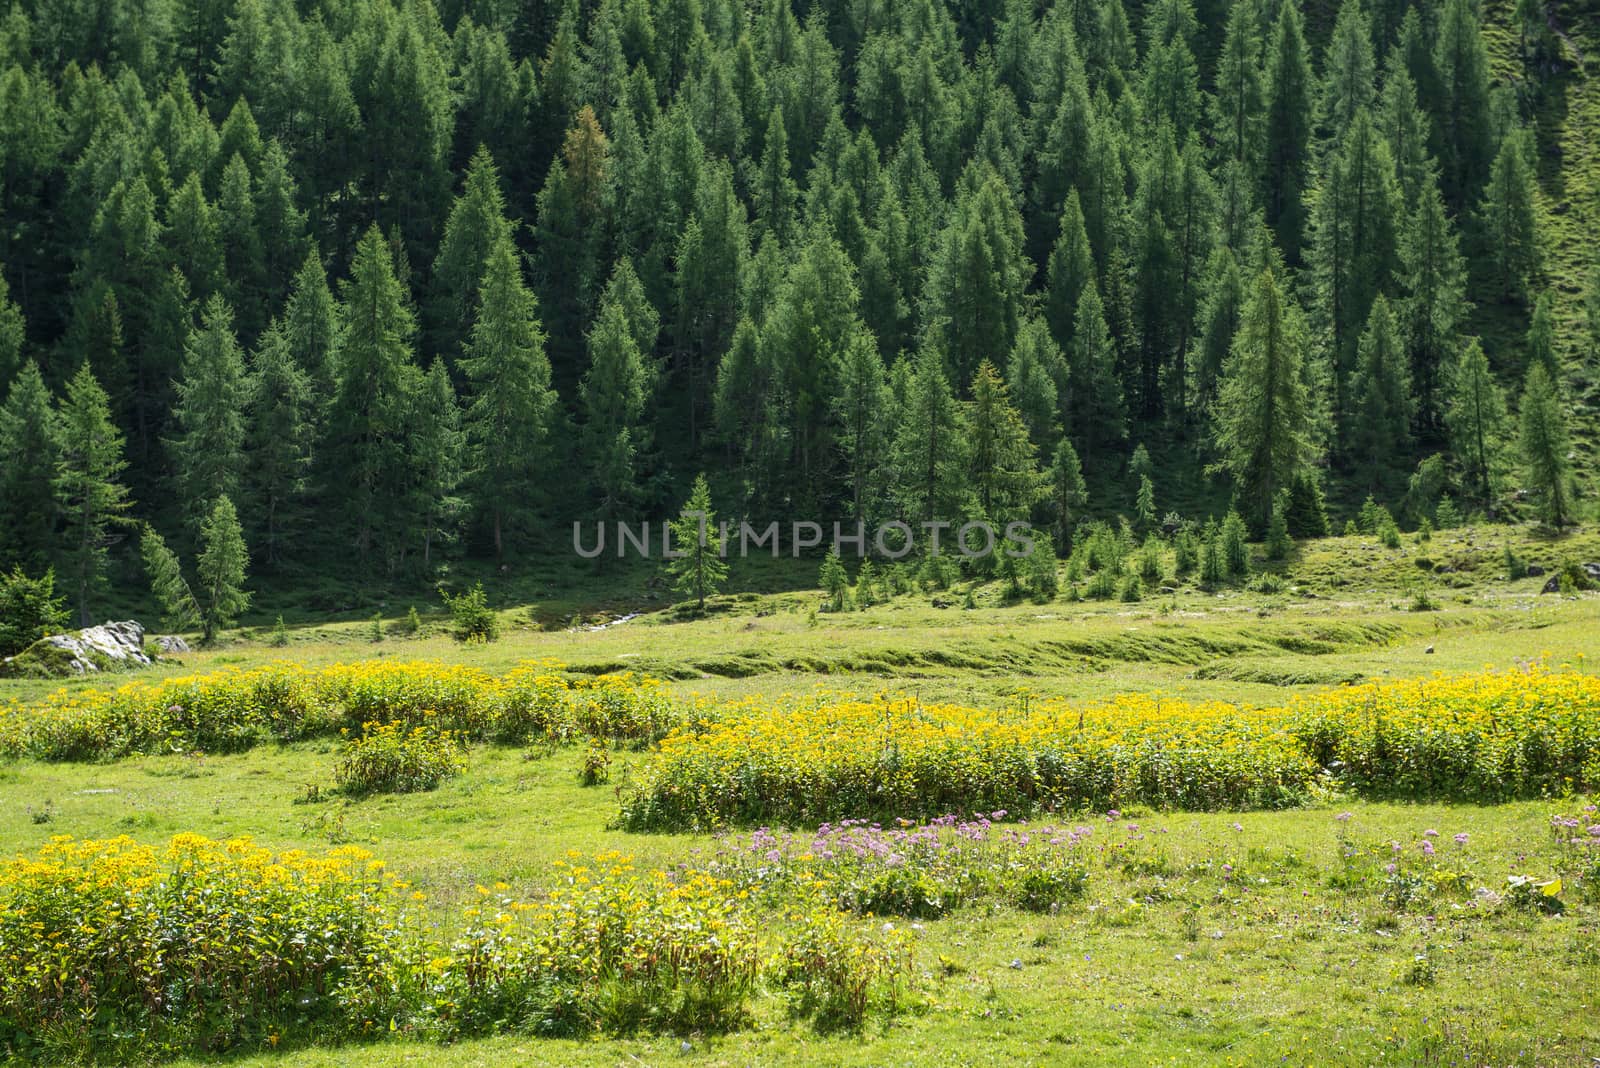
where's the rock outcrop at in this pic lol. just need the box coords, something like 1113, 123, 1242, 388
2, 620, 153, 677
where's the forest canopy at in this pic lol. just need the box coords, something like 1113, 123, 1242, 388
0, 0, 1593, 618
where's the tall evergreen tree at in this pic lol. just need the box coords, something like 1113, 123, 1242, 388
1433, 0, 1493, 210
54, 363, 132, 624
428, 146, 514, 362
1348, 295, 1413, 492
196, 494, 249, 643
171, 294, 248, 532
0, 362, 62, 571
1479, 128, 1540, 304
893, 346, 968, 526
1263, 0, 1314, 263
1067, 283, 1126, 463
1213, 266, 1313, 527
581, 297, 651, 519
1518, 363, 1572, 528
833, 330, 889, 522
460, 236, 558, 558
1444, 337, 1505, 516
1526, 291, 1559, 382
1044, 189, 1094, 353
409, 358, 465, 568
327, 226, 422, 571
1399, 173, 1468, 430
966, 360, 1042, 524
244, 321, 313, 567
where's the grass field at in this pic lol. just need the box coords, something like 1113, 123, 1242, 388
3, 525, 1600, 1065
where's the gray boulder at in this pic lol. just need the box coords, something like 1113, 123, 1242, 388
157, 634, 191, 654
3, 621, 151, 677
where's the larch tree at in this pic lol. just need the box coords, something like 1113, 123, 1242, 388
0, 362, 63, 571
664, 472, 727, 613
581, 297, 651, 519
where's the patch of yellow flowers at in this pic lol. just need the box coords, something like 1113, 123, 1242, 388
0, 660, 678, 761
620, 664, 1600, 829
0, 835, 910, 1058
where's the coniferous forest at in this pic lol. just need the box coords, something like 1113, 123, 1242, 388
0, 0, 1596, 623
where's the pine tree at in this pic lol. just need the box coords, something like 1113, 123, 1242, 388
328, 226, 422, 570
244, 321, 313, 566
171, 294, 248, 532
1349, 295, 1413, 492
1479, 128, 1539, 304
460, 236, 557, 558
139, 526, 200, 632
1518, 363, 1572, 528
1311, 108, 1401, 436
0, 362, 62, 571
1444, 338, 1505, 516
54, 363, 132, 625
1191, 247, 1245, 421
1525, 291, 1559, 382
581, 298, 650, 519
196, 494, 250, 643
1135, 474, 1157, 532
1213, 267, 1314, 529
217, 153, 266, 340
967, 360, 1042, 524
1319, 0, 1375, 139
665, 473, 727, 612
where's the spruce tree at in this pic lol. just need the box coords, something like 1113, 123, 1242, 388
328, 226, 422, 570
1444, 338, 1506, 516
0, 362, 62, 571
1433, 0, 1494, 210
1068, 283, 1125, 463
893, 346, 968, 526
429, 146, 514, 361
196, 494, 250, 643
1263, 0, 1314, 263
1399, 173, 1468, 430
664, 473, 727, 613
460, 236, 557, 559
1518, 363, 1572, 528
1050, 440, 1088, 551
1213, 267, 1313, 529
1525, 291, 1559, 382
1212, 0, 1264, 175
171, 294, 248, 532
581, 298, 650, 519
409, 358, 465, 569
245, 321, 313, 566
283, 251, 341, 400
1479, 128, 1539, 304
1006, 317, 1064, 451
54, 363, 132, 625
1349, 295, 1412, 493
833, 331, 889, 522
1044, 189, 1095, 354
967, 360, 1042, 524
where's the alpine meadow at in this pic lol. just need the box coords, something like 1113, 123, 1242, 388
2, 0, 1600, 1062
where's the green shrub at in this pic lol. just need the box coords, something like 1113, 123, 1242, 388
334, 720, 466, 795
0, 567, 69, 659
442, 583, 499, 642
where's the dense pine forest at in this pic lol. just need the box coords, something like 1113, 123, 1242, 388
0, 0, 1596, 625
